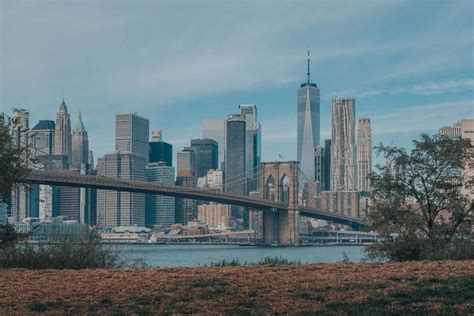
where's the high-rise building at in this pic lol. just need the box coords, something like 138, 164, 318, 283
297, 49, 320, 183
202, 119, 226, 170
10, 108, 37, 221
239, 104, 261, 192
175, 147, 197, 225
145, 162, 175, 228
314, 145, 325, 195
115, 113, 149, 163
190, 139, 218, 178
97, 153, 146, 227
225, 114, 246, 195
54, 99, 72, 165
331, 98, 356, 191
225, 114, 247, 227
151, 130, 163, 141
31, 120, 55, 157
323, 139, 332, 191
149, 140, 172, 166
71, 111, 89, 170
357, 117, 372, 192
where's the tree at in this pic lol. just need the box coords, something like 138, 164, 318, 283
0, 113, 35, 203
367, 133, 473, 261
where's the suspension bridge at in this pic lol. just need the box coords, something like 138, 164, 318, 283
24, 161, 365, 245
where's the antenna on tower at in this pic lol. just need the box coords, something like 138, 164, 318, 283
307, 46, 311, 85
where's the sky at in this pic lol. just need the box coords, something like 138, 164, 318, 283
1, 0, 473, 168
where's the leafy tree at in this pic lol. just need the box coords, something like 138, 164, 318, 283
0, 113, 35, 203
367, 133, 473, 261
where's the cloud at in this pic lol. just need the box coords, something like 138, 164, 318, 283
332, 79, 474, 98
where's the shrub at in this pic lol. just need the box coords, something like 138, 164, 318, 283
256, 256, 301, 265
0, 232, 124, 269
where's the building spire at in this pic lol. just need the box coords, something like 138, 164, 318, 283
307, 46, 311, 85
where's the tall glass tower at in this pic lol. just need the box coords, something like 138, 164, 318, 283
297, 49, 320, 182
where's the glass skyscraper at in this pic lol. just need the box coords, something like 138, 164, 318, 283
239, 104, 261, 192
145, 162, 175, 227
202, 119, 226, 170
190, 139, 218, 178
297, 50, 320, 182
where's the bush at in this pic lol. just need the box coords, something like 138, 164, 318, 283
0, 232, 123, 269
256, 256, 301, 265
366, 238, 474, 262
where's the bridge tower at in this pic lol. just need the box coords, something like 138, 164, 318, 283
253, 161, 300, 245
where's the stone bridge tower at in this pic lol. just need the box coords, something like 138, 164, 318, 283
250, 161, 300, 245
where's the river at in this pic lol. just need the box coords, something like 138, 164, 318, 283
116, 244, 367, 268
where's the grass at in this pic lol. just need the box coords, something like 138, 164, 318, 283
1, 260, 472, 314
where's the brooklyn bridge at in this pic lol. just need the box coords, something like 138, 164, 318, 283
24, 161, 365, 245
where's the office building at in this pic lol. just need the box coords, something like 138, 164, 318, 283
331, 98, 356, 191
145, 162, 175, 228
54, 99, 72, 164
71, 111, 89, 170
225, 114, 246, 194
10, 108, 37, 221
240, 104, 261, 192
31, 120, 55, 157
357, 117, 372, 192
323, 139, 332, 191
149, 140, 172, 166
31, 120, 56, 220
190, 139, 218, 178
439, 123, 461, 138
197, 204, 231, 230
320, 191, 367, 219
202, 119, 226, 169
175, 147, 197, 224
97, 153, 146, 228
115, 113, 149, 163
297, 49, 320, 183
314, 146, 325, 194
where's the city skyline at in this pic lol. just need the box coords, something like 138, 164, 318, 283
1, 1, 473, 167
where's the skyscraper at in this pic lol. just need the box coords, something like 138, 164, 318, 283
97, 153, 146, 227
149, 139, 172, 166
31, 120, 55, 157
225, 114, 246, 227
323, 139, 332, 191
10, 108, 36, 221
314, 145, 325, 194
357, 117, 372, 192
31, 120, 55, 220
176, 147, 197, 225
297, 49, 320, 182
239, 104, 261, 192
54, 99, 72, 165
116, 113, 149, 163
202, 119, 226, 169
225, 114, 246, 195
145, 162, 175, 227
331, 98, 356, 191
71, 111, 89, 170
190, 139, 218, 178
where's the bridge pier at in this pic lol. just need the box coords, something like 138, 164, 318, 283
260, 161, 300, 246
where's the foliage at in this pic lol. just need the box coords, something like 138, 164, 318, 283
0, 231, 124, 269
367, 133, 473, 261
0, 113, 36, 203
0, 223, 22, 247
210, 258, 242, 267
256, 256, 301, 265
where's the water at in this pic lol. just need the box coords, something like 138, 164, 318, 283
116, 244, 366, 267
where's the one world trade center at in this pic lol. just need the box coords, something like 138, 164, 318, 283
297, 49, 320, 182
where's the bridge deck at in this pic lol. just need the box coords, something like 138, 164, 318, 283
24, 170, 364, 228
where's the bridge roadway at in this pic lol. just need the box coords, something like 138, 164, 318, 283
25, 170, 364, 229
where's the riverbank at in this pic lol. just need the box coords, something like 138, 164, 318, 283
0, 260, 472, 314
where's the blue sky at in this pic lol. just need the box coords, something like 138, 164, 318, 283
1, 0, 473, 167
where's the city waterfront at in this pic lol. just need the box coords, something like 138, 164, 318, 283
117, 244, 366, 267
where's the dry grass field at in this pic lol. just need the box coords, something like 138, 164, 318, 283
0, 260, 472, 315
